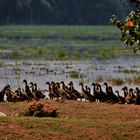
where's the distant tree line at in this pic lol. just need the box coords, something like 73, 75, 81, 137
0, 0, 134, 25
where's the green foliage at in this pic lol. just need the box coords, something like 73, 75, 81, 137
110, 0, 140, 53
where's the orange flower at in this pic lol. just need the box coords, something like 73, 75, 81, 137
127, 21, 134, 27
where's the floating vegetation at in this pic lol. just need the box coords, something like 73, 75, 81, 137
68, 71, 80, 79
115, 69, 140, 74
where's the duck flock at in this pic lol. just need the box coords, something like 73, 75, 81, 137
0, 79, 140, 105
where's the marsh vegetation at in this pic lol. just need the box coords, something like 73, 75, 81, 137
0, 25, 131, 60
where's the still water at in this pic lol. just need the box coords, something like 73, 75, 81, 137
1, 55, 140, 96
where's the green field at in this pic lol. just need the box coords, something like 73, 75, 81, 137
0, 25, 131, 60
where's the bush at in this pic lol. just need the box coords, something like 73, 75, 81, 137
110, 1, 140, 53
24, 101, 58, 117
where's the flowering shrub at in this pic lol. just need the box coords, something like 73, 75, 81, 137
110, 0, 140, 53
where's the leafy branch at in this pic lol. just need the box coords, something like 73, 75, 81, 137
110, 0, 140, 53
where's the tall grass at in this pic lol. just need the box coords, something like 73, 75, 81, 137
107, 78, 125, 86
126, 76, 140, 85
103, 76, 140, 86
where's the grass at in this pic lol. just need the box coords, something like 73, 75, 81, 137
0, 25, 120, 38
0, 25, 131, 60
0, 101, 140, 140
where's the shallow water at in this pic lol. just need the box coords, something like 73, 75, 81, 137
1, 55, 140, 96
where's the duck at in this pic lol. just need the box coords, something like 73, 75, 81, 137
79, 82, 95, 102
34, 83, 45, 99
68, 81, 82, 100
115, 90, 125, 104
134, 87, 140, 105
103, 82, 118, 103
23, 79, 34, 99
